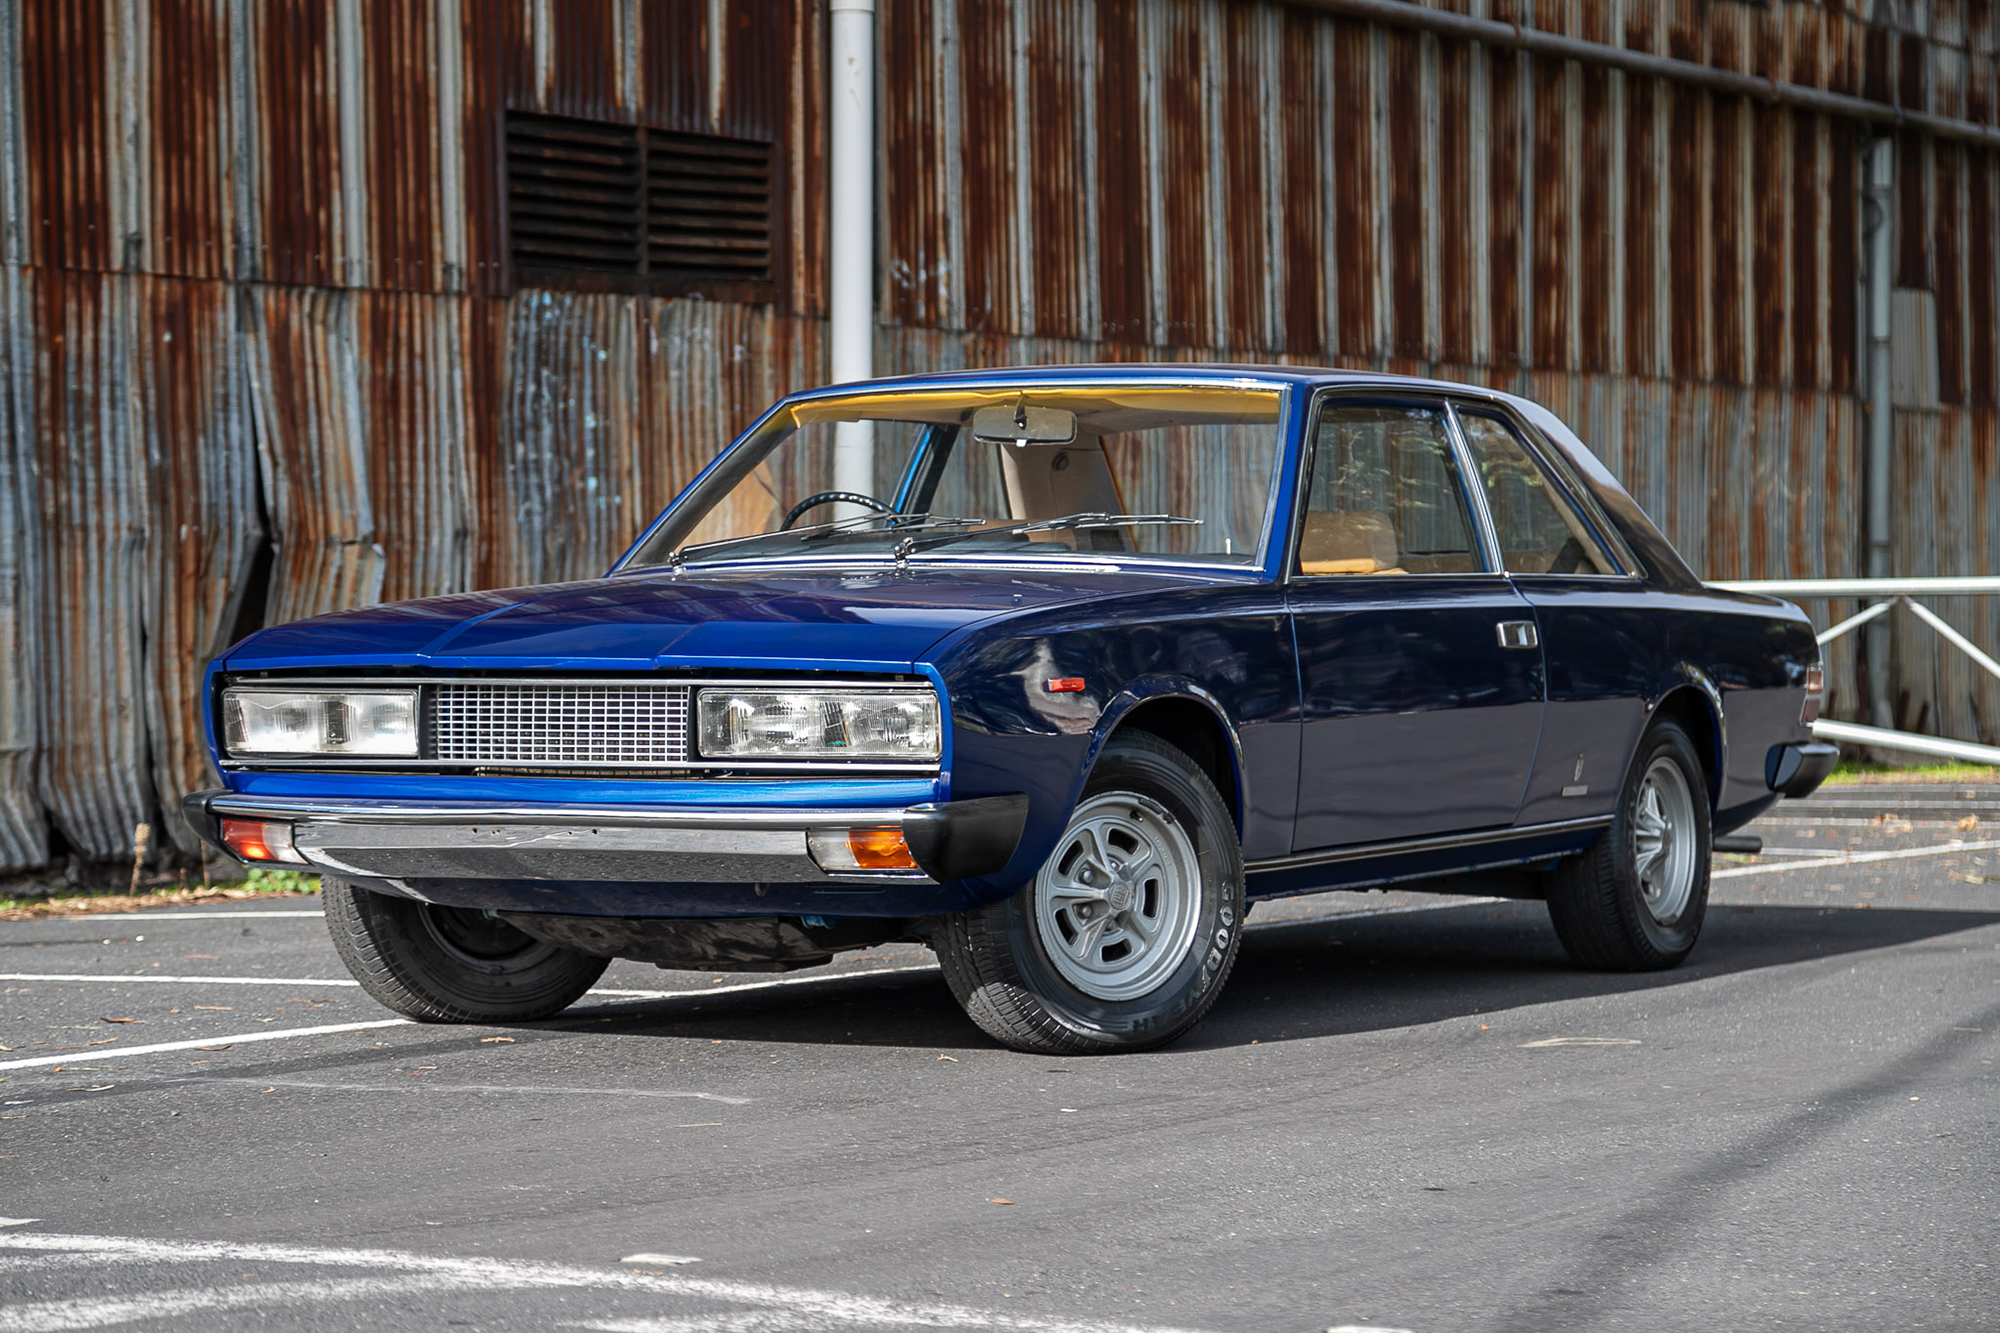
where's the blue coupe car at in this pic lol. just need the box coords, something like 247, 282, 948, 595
186, 366, 1833, 1054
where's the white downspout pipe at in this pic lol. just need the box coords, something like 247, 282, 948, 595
828, 0, 876, 508
1862, 137, 1895, 731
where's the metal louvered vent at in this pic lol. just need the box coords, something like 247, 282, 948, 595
646, 131, 774, 284
506, 113, 642, 275
506, 111, 774, 297
433, 683, 691, 767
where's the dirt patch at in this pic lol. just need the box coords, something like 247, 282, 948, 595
0, 885, 319, 922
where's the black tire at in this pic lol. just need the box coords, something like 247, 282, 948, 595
323, 877, 609, 1023
1545, 719, 1712, 971
934, 732, 1245, 1055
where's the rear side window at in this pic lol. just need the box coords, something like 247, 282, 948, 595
1298, 404, 1486, 576
1455, 410, 1618, 576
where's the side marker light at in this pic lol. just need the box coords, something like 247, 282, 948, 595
1801, 663, 1825, 724
1044, 678, 1086, 693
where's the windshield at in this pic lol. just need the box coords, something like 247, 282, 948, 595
624, 384, 1286, 569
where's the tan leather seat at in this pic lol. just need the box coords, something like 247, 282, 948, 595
1298, 509, 1403, 575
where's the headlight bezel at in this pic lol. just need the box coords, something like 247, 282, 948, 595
221, 687, 421, 758
695, 687, 943, 762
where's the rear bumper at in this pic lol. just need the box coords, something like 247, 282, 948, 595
1767, 741, 1839, 799
181, 790, 1028, 890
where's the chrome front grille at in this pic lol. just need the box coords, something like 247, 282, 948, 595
432, 683, 691, 767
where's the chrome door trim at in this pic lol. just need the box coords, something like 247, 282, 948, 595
1246, 813, 1612, 874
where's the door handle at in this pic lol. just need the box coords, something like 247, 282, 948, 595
1496, 620, 1539, 650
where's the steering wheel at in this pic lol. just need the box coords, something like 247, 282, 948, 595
782, 491, 894, 529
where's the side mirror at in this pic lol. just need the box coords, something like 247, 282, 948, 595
970, 404, 1077, 446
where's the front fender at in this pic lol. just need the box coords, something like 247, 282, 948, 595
1084, 679, 1248, 831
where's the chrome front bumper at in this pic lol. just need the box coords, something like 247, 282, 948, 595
182, 792, 1029, 888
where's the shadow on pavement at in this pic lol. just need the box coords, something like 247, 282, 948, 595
526, 900, 2000, 1052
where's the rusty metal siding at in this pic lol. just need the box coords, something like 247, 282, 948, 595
1331, 16, 1378, 361
1383, 24, 1425, 362
459, 0, 516, 297
1973, 149, 1998, 411
20, 0, 112, 273
880, 0, 948, 331
29, 268, 153, 860
361, 293, 473, 603
1028, 0, 1097, 344
253, 0, 346, 289
0, 263, 45, 869
1275, 7, 1322, 356
1093, 0, 1146, 343
2, 0, 2000, 872
640, 0, 704, 130
363, 2, 443, 293
148, 0, 231, 281
245, 286, 384, 624
138, 274, 260, 857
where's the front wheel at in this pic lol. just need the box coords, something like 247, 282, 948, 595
323, 878, 609, 1023
934, 733, 1244, 1055
1544, 719, 1712, 971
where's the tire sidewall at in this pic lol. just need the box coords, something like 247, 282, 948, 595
1608, 722, 1712, 959
329, 878, 607, 1020
994, 739, 1243, 1044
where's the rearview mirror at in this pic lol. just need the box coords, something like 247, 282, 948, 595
970, 404, 1078, 446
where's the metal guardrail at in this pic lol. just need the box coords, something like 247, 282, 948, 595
1712, 576, 2000, 766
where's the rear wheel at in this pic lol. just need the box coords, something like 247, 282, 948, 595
1544, 719, 1711, 971
934, 732, 1244, 1055
323, 877, 608, 1023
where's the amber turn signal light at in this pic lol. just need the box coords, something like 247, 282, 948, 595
848, 827, 918, 870
807, 826, 920, 873
1043, 677, 1086, 693
220, 818, 307, 866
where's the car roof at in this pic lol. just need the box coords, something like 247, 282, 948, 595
786, 362, 1532, 407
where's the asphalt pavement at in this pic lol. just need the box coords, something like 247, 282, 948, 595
2, 783, 1996, 1332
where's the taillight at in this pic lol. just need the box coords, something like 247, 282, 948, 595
1801, 664, 1824, 725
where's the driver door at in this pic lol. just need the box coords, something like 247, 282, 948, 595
1287, 400, 1546, 852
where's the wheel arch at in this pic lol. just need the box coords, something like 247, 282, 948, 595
1650, 679, 1724, 809
1088, 685, 1246, 837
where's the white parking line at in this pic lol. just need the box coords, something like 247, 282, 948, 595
0, 966, 950, 1071
161, 1078, 751, 1104
0, 1019, 412, 1072
1, 973, 361, 987
0, 1231, 1218, 1333
0, 1273, 481, 1332
1712, 837, 2000, 879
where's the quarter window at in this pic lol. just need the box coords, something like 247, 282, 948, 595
1298, 404, 1486, 576
1456, 410, 1617, 575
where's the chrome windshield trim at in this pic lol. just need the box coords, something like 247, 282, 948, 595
633, 553, 1264, 577
1246, 815, 1613, 874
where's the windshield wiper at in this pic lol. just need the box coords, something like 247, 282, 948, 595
889, 512, 1202, 560
668, 513, 987, 568
1012, 512, 1202, 534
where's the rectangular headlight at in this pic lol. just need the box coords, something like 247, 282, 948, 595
696, 689, 941, 761
222, 688, 419, 757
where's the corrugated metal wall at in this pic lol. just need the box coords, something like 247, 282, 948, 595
0, 0, 1994, 870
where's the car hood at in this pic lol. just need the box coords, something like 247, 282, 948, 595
223, 564, 1233, 673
